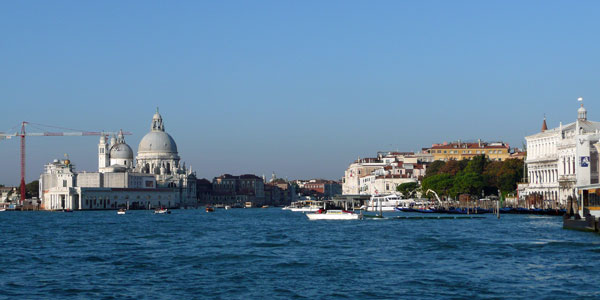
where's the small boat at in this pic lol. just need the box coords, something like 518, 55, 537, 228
206, 206, 215, 212
225, 205, 231, 210
62, 209, 73, 213
261, 205, 269, 208
413, 207, 435, 213
306, 209, 362, 220
394, 207, 412, 212
154, 208, 170, 214
366, 195, 415, 212
117, 208, 126, 215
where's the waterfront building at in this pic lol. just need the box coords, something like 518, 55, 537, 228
39, 109, 197, 210
521, 103, 600, 207
424, 140, 511, 161
208, 174, 295, 207
211, 174, 265, 206
196, 178, 213, 205
342, 151, 428, 195
301, 179, 342, 198
358, 174, 417, 195
266, 179, 297, 204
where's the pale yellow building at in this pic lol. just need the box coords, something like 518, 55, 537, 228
425, 140, 511, 161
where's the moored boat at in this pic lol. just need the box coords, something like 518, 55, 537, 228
154, 208, 170, 214
117, 208, 126, 215
287, 200, 324, 212
365, 195, 415, 212
206, 206, 215, 212
306, 209, 362, 220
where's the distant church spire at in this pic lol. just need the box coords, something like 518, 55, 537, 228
541, 115, 548, 132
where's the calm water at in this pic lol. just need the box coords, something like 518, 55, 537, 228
1, 209, 599, 299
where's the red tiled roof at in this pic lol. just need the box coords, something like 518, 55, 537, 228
428, 143, 508, 150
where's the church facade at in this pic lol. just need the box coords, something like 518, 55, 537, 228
40, 109, 197, 210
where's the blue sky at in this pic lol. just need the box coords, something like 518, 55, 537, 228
1, 1, 599, 185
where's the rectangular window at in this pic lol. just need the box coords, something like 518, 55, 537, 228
63, 180, 67, 187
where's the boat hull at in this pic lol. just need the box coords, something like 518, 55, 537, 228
306, 211, 361, 220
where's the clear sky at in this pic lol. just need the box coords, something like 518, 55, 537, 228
1, 1, 599, 185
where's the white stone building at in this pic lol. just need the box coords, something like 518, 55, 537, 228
342, 152, 429, 195
523, 103, 600, 206
40, 109, 197, 210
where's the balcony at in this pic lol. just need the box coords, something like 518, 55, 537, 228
558, 175, 576, 183
526, 154, 558, 163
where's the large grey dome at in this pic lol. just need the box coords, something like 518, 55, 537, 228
138, 131, 178, 154
110, 143, 134, 159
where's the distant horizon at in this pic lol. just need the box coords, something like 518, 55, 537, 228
2, 1, 599, 185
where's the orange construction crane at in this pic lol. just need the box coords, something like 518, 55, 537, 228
0, 122, 131, 205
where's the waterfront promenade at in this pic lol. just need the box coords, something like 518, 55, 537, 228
0, 209, 598, 299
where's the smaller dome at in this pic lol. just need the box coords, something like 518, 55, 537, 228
110, 143, 133, 159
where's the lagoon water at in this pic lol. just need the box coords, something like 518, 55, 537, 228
1, 209, 599, 299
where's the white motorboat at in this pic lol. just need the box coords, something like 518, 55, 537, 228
287, 200, 324, 212
364, 194, 415, 212
154, 208, 171, 214
117, 208, 126, 215
225, 205, 231, 210
306, 210, 362, 220
0, 208, 6, 212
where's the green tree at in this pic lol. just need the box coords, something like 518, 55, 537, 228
422, 174, 454, 197
18, 180, 39, 199
450, 172, 484, 198
425, 160, 446, 177
464, 155, 487, 174
439, 160, 463, 176
396, 182, 419, 198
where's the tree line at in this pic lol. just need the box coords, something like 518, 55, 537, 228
398, 155, 524, 199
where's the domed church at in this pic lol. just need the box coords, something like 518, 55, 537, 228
98, 108, 196, 191
136, 109, 182, 177
40, 109, 197, 211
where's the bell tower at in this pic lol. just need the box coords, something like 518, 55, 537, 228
98, 135, 109, 170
